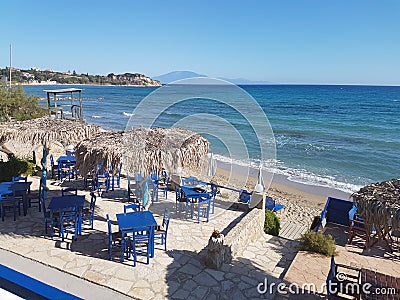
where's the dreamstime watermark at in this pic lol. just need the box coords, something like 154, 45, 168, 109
256, 273, 398, 296
122, 77, 277, 218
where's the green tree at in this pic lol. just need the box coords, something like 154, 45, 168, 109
0, 84, 46, 121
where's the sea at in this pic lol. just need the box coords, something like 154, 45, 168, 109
23, 84, 400, 194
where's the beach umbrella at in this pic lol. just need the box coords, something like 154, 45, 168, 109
75, 127, 209, 178
207, 152, 217, 177
255, 166, 265, 192
352, 178, 400, 232
0, 116, 99, 160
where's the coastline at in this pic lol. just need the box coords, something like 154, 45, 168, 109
20, 83, 161, 87
213, 159, 352, 226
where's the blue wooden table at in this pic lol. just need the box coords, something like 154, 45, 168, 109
180, 186, 211, 200
48, 195, 85, 237
180, 186, 212, 223
116, 211, 157, 262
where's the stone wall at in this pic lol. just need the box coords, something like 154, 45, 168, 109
223, 202, 265, 262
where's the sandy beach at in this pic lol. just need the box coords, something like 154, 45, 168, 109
213, 162, 352, 227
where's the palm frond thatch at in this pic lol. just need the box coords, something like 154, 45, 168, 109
0, 117, 99, 148
75, 127, 209, 177
352, 178, 400, 231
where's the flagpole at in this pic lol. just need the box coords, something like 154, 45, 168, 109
9, 44, 12, 87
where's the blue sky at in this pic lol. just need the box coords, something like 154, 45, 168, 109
1, 0, 399, 85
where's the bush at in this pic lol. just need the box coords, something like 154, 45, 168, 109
0, 156, 36, 182
297, 230, 337, 256
0, 84, 46, 121
264, 209, 281, 236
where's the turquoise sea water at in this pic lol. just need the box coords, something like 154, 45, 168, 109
23, 84, 400, 193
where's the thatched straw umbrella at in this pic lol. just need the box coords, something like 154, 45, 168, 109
0, 116, 99, 162
75, 127, 209, 178
352, 178, 400, 236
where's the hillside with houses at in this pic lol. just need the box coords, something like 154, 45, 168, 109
0, 67, 161, 86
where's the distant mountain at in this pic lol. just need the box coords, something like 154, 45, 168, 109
154, 70, 270, 85
153, 71, 206, 84
218, 77, 271, 85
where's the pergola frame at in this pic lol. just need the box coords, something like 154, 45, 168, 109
44, 88, 83, 121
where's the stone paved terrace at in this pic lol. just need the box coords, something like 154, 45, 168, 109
0, 175, 299, 299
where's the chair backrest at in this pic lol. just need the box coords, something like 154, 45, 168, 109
239, 189, 251, 203
62, 187, 78, 196
162, 208, 171, 232
12, 176, 27, 182
211, 184, 218, 198
265, 196, 275, 207
182, 176, 197, 186
124, 203, 141, 213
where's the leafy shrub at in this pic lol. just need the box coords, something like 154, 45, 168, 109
297, 230, 337, 256
0, 84, 46, 121
0, 156, 36, 182
264, 209, 281, 236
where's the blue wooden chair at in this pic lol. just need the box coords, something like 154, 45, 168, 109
110, 163, 122, 191
347, 205, 370, 247
65, 149, 75, 156
12, 176, 27, 182
27, 176, 43, 212
157, 176, 170, 200
11, 177, 28, 214
239, 189, 252, 203
127, 175, 137, 202
49, 154, 59, 179
95, 164, 110, 196
82, 192, 96, 229
181, 176, 197, 186
59, 207, 79, 241
0, 194, 18, 222
124, 203, 141, 214
175, 188, 188, 216
190, 195, 211, 223
210, 184, 218, 214
60, 162, 74, 181
106, 214, 122, 260
265, 196, 285, 212
154, 208, 171, 251
326, 256, 361, 297
11, 182, 30, 217
61, 187, 78, 196
127, 226, 152, 267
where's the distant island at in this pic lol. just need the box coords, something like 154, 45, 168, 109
0, 67, 161, 86
153, 70, 271, 85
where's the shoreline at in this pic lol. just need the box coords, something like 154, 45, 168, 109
20, 83, 161, 87
213, 159, 352, 226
